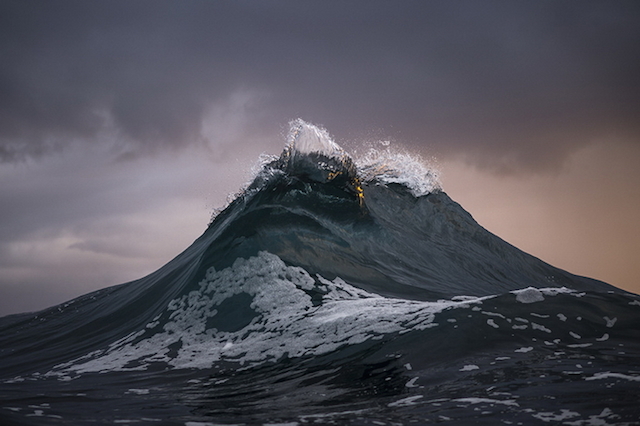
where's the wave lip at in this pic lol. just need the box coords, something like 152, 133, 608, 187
262, 119, 362, 199
356, 147, 441, 197
287, 118, 345, 159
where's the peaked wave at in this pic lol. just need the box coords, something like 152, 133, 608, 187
1, 120, 638, 425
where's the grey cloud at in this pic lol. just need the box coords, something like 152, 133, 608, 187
1, 0, 639, 171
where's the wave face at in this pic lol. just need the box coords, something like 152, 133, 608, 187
1, 120, 639, 425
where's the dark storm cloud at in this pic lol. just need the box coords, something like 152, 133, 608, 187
1, 0, 639, 170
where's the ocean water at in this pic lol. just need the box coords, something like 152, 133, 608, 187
1, 120, 639, 425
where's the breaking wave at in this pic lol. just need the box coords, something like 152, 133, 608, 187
1, 120, 639, 425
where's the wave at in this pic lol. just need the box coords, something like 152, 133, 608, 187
1, 119, 638, 425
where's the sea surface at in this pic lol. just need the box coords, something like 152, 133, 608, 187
1, 120, 639, 425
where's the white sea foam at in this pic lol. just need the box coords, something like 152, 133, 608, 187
514, 287, 545, 303
460, 364, 480, 371
531, 322, 552, 333
532, 409, 580, 422
585, 372, 640, 382
356, 146, 441, 197
287, 119, 344, 158
544, 407, 623, 426
405, 377, 419, 388
388, 395, 424, 407
487, 319, 499, 328
530, 312, 550, 318
452, 397, 519, 407
47, 252, 486, 377
39, 255, 597, 382
126, 389, 149, 395
603, 316, 617, 328
286, 119, 442, 197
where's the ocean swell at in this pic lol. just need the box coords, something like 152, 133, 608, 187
1, 119, 639, 426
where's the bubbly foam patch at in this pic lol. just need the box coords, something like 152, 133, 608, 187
42, 253, 603, 382
514, 287, 545, 303
48, 252, 480, 377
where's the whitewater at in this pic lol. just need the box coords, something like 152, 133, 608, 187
1, 119, 639, 425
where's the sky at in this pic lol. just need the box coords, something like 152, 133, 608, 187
1, 0, 639, 316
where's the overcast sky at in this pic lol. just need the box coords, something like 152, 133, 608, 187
1, 0, 639, 316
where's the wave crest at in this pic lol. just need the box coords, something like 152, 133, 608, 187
356, 146, 441, 197
245, 119, 440, 203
